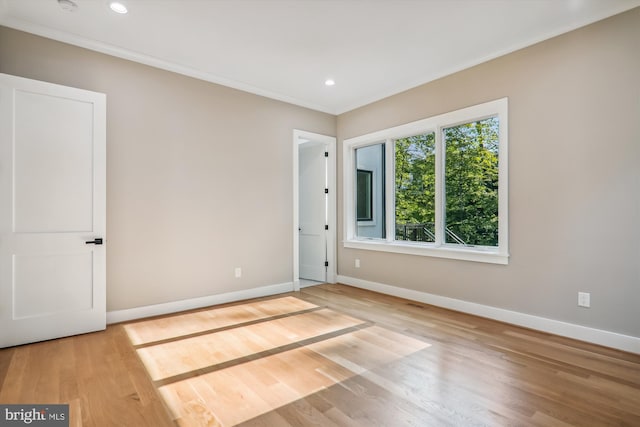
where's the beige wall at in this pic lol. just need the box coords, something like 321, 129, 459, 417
0, 27, 336, 311
337, 8, 640, 337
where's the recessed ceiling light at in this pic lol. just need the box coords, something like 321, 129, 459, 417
109, 2, 128, 14
58, 0, 78, 12
325, 79, 335, 86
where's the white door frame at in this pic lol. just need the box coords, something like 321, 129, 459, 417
293, 130, 336, 291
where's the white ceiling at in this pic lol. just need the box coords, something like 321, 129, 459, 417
1, 0, 638, 114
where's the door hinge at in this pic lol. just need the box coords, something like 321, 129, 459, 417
324, 188, 329, 194
325, 224, 329, 230
324, 261, 329, 267
324, 151, 329, 157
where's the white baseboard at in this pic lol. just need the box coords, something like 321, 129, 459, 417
107, 282, 294, 324
337, 275, 640, 354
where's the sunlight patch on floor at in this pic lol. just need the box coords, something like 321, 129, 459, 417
124, 296, 318, 345
137, 308, 366, 381
128, 296, 430, 426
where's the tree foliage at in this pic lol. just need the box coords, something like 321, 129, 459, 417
395, 133, 436, 241
444, 117, 499, 246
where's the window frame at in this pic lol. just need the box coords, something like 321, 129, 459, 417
343, 98, 509, 264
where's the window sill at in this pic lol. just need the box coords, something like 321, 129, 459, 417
343, 239, 509, 265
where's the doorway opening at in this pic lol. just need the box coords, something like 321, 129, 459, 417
293, 130, 336, 291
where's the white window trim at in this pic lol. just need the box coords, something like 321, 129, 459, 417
343, 98, 509, 265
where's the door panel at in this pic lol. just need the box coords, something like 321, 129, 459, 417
14, 91, 94, 233
13, 252, 94, 319
0, 73, 106, 348
299, 142, 326, 282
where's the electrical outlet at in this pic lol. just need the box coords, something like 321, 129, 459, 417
355, 259, 360, 268
578, 292, 590, 308
234, 267, 242, 278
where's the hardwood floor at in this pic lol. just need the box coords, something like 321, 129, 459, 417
0, 321, 173, 427
1, 284, 639, 426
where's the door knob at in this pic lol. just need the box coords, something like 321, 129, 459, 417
85, 238, 103, 245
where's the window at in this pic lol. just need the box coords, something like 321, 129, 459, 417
395, 132, 436, 243
355, 143, 385, 239
343, 98, 508, 264
356, 170, 373, 221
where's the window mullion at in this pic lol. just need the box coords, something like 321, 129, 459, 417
434, 127, 444, 246
385, 138, 395, 243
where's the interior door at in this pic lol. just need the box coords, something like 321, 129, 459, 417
298, 141, 327, 282
0, 73, 106, 348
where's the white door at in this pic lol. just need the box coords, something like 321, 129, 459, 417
299, 142, 327, 282
0, 73, 106, 348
